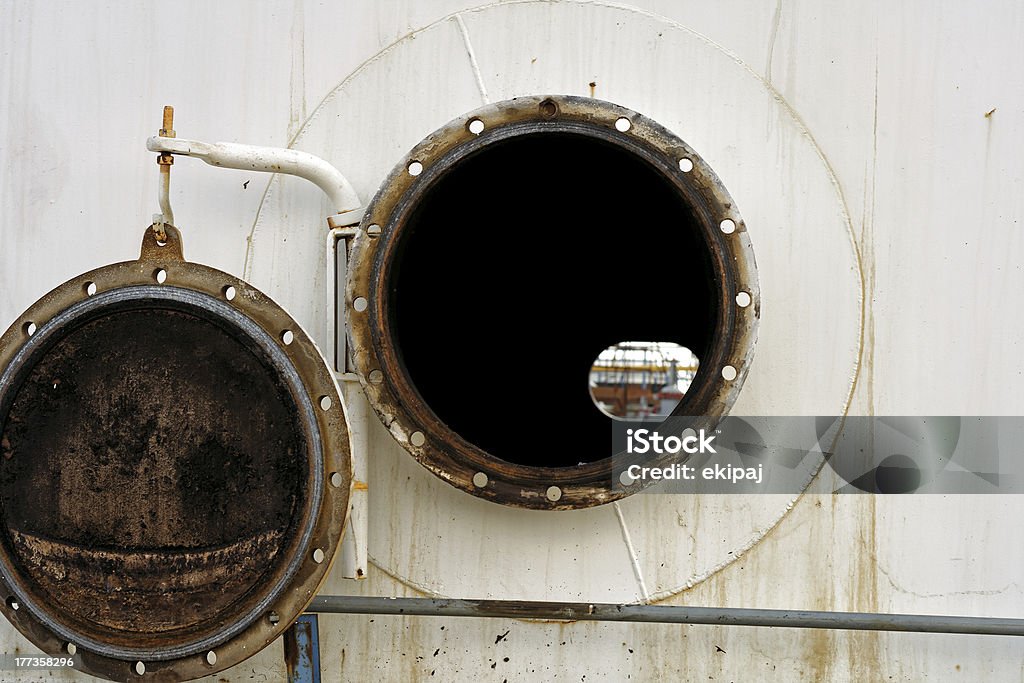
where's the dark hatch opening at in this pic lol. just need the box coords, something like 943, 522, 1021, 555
388, 131, 720, 467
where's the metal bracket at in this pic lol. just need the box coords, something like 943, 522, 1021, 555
329, 227, 368, 580
283, 614, 321, 683
328, 209, 366, 229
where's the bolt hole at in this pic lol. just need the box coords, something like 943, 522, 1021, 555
135, 661, 146, 676
330, 472, 343, 488
468, 118, 485, 135
679, 158, 694, 172
156, 239, 167, 247
411, 431, 426, 447
66, 643, 77, 655
368, 369, 384, 384
281, 330, 294, 345
546, 486, 562, 502
154, 268, 167, 284
206, 651, 217, 666
720, 219, 736, 234
408, 161, 423, 176
23, 322, 36, 337
721, 365, 738, 381
366, 224, 382, 237
539, 99, 559, 118
353, 297, 368, 312
619, 470, 635, 486
84, 281, 97, 296
6, 597, 19, 611
223, 285, 237, 301
736, 291, 752, 308
319, 395, 333, 411
312, 548, 325, 563
615, 117, 632, 132
473, 472, 489, 488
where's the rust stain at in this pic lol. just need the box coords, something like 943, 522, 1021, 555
805, 626, 834, 682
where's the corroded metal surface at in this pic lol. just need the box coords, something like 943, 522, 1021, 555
346, 95, 759, 509
0, 226, 352, 681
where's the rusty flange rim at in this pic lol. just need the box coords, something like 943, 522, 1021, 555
346, 95, 759, 510
0, 225, 352, 682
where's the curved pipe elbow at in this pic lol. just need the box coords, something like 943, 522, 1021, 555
147, 136, 362, 216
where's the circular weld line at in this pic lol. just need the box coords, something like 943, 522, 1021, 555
0, 285, 324, 662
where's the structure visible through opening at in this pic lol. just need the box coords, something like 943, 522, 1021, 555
348, 95, 758, 507
589, 341, 699, 420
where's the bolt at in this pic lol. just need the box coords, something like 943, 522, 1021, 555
159, 105, 175, 138
158, 105, 175, 168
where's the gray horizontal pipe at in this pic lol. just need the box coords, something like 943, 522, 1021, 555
308, 596, 1024, 636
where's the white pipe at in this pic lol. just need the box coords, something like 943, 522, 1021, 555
146, 136, 361, 216
158, 169, 174, 226
338, 379, 370, 579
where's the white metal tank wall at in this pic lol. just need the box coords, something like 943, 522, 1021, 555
1, 1, 1022, 681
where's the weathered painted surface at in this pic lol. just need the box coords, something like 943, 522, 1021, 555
1, 0, 1022, 680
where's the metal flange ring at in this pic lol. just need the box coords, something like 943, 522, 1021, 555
0, 226, 351, 681
346, 95, 758, 509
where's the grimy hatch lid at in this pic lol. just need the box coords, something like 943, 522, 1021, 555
0, 226, 352, 682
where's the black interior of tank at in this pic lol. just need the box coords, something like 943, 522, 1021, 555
389, 132, 718, 467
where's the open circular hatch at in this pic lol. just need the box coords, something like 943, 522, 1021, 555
0, 226, 351, 681
347, 95, 758, 509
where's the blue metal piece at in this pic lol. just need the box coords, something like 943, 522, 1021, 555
284, 614, 321, 683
